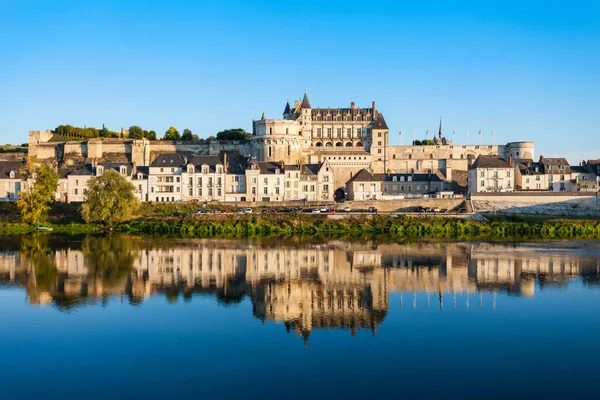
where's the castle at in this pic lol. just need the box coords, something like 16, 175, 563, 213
26, 93, 534, 200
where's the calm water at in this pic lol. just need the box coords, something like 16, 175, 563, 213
1, 236, 600, 399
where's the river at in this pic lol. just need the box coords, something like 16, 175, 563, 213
1, 235, 599, 399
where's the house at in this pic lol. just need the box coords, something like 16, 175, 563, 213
181, 155, 227, 202
148, 154, 185, 202
514, 159, 548, 191
381, 171, 447, 199
539, 156, 572, 192
468, 155, 514, 193
570, 165, 598, 192
345, 169, 382, 200
0, 160, 24, 201
67, 162, 136, 202
245, 161, 285, 202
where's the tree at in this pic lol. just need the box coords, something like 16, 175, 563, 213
81, 170, 140, 226
17, 161, 59, 225
128, 125, 144, 139
146, 130, 157, 140
163, 126, 180, 140
215, 128, 251, 141
181, 128, 194, 141
421, 139, 436, 145
412, 140, 422, 145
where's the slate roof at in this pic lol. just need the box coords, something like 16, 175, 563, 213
372, 112, 388, 130
301, 92, 312, 109
540, 157, 570, 174
132, 166, 149, 179
346, 169, 379, 184
0, 160, 23, 179
69, 164, 94, 176
98, 162, 133, 175
301, 164, 320, 176
383, 173, 443, 182
150, 153, 185, 168
188, 155, 222, 172
470, 155, 512, 169
248, 161, 284, 174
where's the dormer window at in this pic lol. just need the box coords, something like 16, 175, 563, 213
119, 166, 127, 175
137, 173, 143, 180
408, 176, 412, 182
187, 165, 194, 173
275, 168, 280, 175
216, 165, 223, 174
202, 165, 209, 174
97, 166, 104, 176
9, 171, 15, 179
392, 176, 397, 182
400, 176, 405, 182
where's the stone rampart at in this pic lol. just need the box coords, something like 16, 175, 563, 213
471, 192, 600, 216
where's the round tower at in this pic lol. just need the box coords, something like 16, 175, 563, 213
504, 141, 534, 160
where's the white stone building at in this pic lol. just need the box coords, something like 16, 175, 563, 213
468, 155, 514, 193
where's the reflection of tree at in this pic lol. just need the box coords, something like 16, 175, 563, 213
19, 235, 58, 303
82, 235, 135, 287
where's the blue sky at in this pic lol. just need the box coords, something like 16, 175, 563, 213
0, 0, 598, 163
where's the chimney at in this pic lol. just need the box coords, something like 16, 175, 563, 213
133, 161, 137, 174
318, 152, 322, 163
539, 155, 544, 163
372, 101, 376, 114
350, 102, 355, 109
445, 166, 452, 181
223, 152, 228, 172
508, 155, 513, 166
92, 158, 97, 168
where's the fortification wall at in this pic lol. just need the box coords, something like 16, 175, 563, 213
472, 192, 599, 216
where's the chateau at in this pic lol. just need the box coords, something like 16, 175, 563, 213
13, 93, 545, 203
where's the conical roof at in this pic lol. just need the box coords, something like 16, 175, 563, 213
301, 92, 311, 108
283, 101, 291, 114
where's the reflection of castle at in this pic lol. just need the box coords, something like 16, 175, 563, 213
1, 240, 599, 340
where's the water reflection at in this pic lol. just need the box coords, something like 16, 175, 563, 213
1, 236, 599, 339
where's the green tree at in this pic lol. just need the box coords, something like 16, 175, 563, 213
412, 139, 422, 145
215, 128, 251, 141
146, 130, 157, 140
17, 161, 59, 225
421, 139, 436, 145
181, 128, 194, 141
163, 126, 180, 140
128, 125, 144, 139
81, 170, 140, 226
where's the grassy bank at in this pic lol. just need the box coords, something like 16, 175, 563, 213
2, 201, 600, 240
117, 214, 600, 240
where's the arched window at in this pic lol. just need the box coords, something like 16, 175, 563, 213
392, 154, 396, 159
269, 127, 273, 135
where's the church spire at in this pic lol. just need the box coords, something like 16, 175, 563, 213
261, 111, 266, 120
283, 101, 291, 115
438, 117, 443, 138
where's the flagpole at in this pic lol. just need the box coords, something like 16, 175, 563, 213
491, 129, 495, 146
479, 129, 482, 145
399, 129, 402, 146
466, 129, 469, 145
413, 129, 416, 146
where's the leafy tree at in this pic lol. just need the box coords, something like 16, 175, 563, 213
421, 139, 436, 145
181, 128, 194, 141
17, 160, 59, 225
163, 126, 180, 140
412, 139, 422, 145
216, 128, 251, 141
191, 134, 200, 141
146, 130, 157, 140
128, 125, 144, 139
81, 170, 140, 226
206, 135, 216, 142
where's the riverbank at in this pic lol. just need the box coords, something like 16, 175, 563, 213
2, 201, 600, 239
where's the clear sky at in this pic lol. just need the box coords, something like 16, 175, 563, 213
0, 0, 598, 163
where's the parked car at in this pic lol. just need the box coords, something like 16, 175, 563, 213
270, 209, 277, 214
343, 206, 351, 212
368, 206, 378, 213
320, 207, 328, 212
245, 208, 253, 214
194, 209, 203, 214
329, 209, 336, 214
220, 209, 229, 214
312, 209, 321, 214
236, 209, 244, 214
433, 207, 440, 213
416, 206, 425, 213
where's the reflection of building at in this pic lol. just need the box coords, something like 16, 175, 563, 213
1, 240, 600, 340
